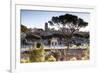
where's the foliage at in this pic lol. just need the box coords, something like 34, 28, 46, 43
46, 55, 56, 62
29, 44, 45, 62
21, 24, 28, 33
48, 14, 88, 31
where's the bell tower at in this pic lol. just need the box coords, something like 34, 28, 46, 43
45, 22, 48, 31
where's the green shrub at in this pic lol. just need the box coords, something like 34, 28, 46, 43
29, 43, 45, 62
46, 55, 56, 62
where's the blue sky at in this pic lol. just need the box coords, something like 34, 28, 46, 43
21, 10, 90, 31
